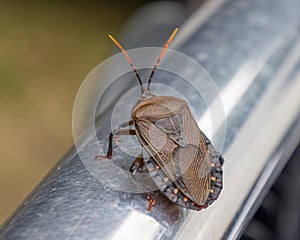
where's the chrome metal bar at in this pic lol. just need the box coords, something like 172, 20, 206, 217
1, 0, 300, 239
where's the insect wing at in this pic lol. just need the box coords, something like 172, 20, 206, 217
172, 143, 211, 204
154, 113, 184, 145
134, 97, 212, 204
135, 119, 178, 181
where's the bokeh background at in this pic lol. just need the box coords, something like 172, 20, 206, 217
0, 0, 145, 224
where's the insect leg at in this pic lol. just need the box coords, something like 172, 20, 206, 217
119, 120, 134, 128
129, 153, 155, 211
95, 120, 135, 159
146, 194, 155, 212
129, 153, 144, 174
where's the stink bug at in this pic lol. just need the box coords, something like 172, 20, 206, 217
98, 28, 224, 211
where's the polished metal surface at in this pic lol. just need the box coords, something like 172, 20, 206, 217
1, 0, 300, 239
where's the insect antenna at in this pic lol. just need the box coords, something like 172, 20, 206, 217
147, 28, 178, 91
108, 34, 143, 93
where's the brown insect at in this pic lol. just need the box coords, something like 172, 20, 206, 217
98, 28, 224, 211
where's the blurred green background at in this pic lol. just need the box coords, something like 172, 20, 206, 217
0, 0, 143, 224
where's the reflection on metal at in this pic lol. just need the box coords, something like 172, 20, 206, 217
111, 212, 162, 240
172, 0, 227, 49
1, 0, 300, 239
